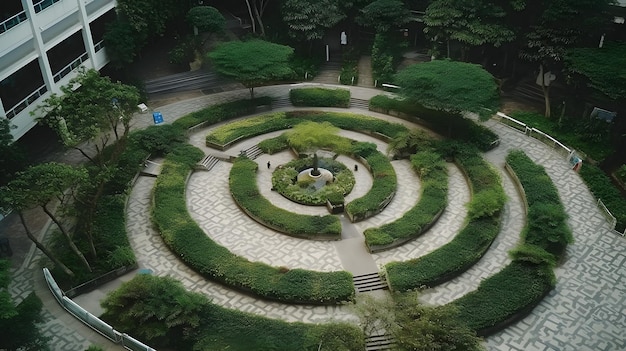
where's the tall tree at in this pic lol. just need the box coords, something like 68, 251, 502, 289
187, 6, 225, 34
1, 163, 91, 273
423, 0, 519, 60
0, 118, 26, 186
207, 40, 294, 98
244, 0, 271, 37
281, 0, 346, 43
518, 0, 613, 117
356, 0, 412, 34
34, 68, 140, 167
394, 60, 500, 119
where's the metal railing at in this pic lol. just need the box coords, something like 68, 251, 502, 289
43, 268, 157, 351
5, 84, 48, 119
94, 39, 105, 52
0, 11, 27, 34
53, 52, 89, 82
33, 0, 62, 13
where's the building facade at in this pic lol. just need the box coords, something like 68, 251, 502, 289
0, 0, 116, 141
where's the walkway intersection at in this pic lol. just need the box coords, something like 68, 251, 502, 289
5, 84, 625, 351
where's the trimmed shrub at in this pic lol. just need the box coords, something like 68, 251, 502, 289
580, 163, 626, 232
369, 95, 499, 151
230, 158, 342, 237
385, 143, 505, 291
289, 88, 350, 108
152, 146, 353, 304
258, 134, 289, 154
364, 150, 448, 250
206, 112, 293, 147
173, 97, 272, 130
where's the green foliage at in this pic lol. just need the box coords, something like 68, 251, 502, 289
206, 112, 293, 146
364, 150, 448, 249
393, 294, 484, 351
168, 36, 198, 65
286, 121, 351, 153
371, 32, 401, 83
580, 163, 626, 232
281, 0, 346, 41
258, 135, 289, 154
394, 60, 500, 119
356, 0, 412, 33
231, 158, 342, 237
386, 145, 504, 291
129, 124, 186, 155
85, 346, 105, 351
506, 150, 573, 260
103, 18, 145, 69
272, 157, 354, 206
0, 263, 49, 351
565, 42, 626, 100
289, 88, 350, 107
173, 97, 272, 130
386, 128, 433, 158
0, 118, 26, 186
186, 6, 225, 33
617, 165, 626, 184
284, 110, 408, 138
207, 40, 294, 97
346, 145, 398, 221
369, 95, 499, 151
451, 262, 554, 333
152, 147, 353, 303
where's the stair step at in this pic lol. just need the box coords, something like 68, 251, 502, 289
353, 272, 388, 293
198, 155, 220, 171
350, 98, 369, 110
365, 334, 395, 351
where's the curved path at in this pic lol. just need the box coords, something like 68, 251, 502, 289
9, 84, 624, 351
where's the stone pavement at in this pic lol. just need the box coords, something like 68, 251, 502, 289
5, 84, 625, 351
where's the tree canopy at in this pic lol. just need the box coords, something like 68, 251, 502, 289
394, 60, 500, 118
207, 40, 294, 98
356, 0, 412, 33
186, 6, 225, 33
565, 42, 626, 100
281, 0, 346, 41
285, 121, 351, 153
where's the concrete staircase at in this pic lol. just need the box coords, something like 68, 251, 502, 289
356, 56, 374, 88
350, 98, 370, 110
353, 272, 388, 293
365, 334, 395, 351
241, 145, 263, 160
272, 96, 291, 109
196, 155, 220, 171
313, 51, 342, 84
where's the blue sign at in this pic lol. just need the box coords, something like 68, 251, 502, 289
152, 112, 163, 125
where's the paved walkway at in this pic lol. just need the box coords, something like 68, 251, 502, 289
5, 84, 625, 351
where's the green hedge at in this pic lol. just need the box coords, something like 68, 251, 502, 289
580, 163, 626, 232
285, 111, 408, 138
506, 150, 573, 262
173, 96, 273, 130
364, 150, 448, 250
230, 158, 342, 238
369, 95, 499, 151
450, 262, 554, 334
206, 112, 294, 147
345, 142, 397, 222
289, 87, 350, 107
152, 145, 354, 303
386, 143, 505, 291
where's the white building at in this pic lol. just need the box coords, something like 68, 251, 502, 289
0, 0, 116, 140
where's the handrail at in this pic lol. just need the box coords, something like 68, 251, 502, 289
0, 11, 27, 34
6, 84, 48, 119
33, 0, 62, 14
53, 52, 89, 82
94, 39, 105, 52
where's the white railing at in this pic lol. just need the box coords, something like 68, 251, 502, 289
5, 84, 48, 119
53, 52, 89, 83
43, 268, 157, 351
94, 40, 105, 52
33, 0, 62, 13
0, 11, 27, 34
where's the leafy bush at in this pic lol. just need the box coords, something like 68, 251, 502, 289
369, 95, 499, 151
152, 147, 353, 303
345, 143, 397, 221
386, 144, 505, 291
364, 150, 448, 249
258, 134, 289, 154
451, 262, 554, 334
289, 88, 350, 107
231, 158, 342, 237
173, 97, 272, 130
206, 112, 293, 146
580, 163, 626, 232
128, 124, 186, 155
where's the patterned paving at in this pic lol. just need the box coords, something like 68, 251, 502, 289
8, 84, 625, 350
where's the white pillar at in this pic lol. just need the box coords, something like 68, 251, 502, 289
77, 0, 97, 68
0, 98, 6, 119
21, 0, 58, 94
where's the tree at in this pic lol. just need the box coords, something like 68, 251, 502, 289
394, 60, 500, 118
0, 118, 26, 186
244, 0, 271, 37
386, 128, 432, 157
207, 40, 294, 98
564, 42, 626, 101
34, 68, 140, 167
103, 18, 145, 70
356, 0, 412, 34
423, 0, 518, 60
0, 163, 90, 274
186, 6, 225, 34
518, 0, 613, 117
281, 0, 346, 43
0, 260, 49, 351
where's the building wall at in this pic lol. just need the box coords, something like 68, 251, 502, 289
0, 0, 116, 141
